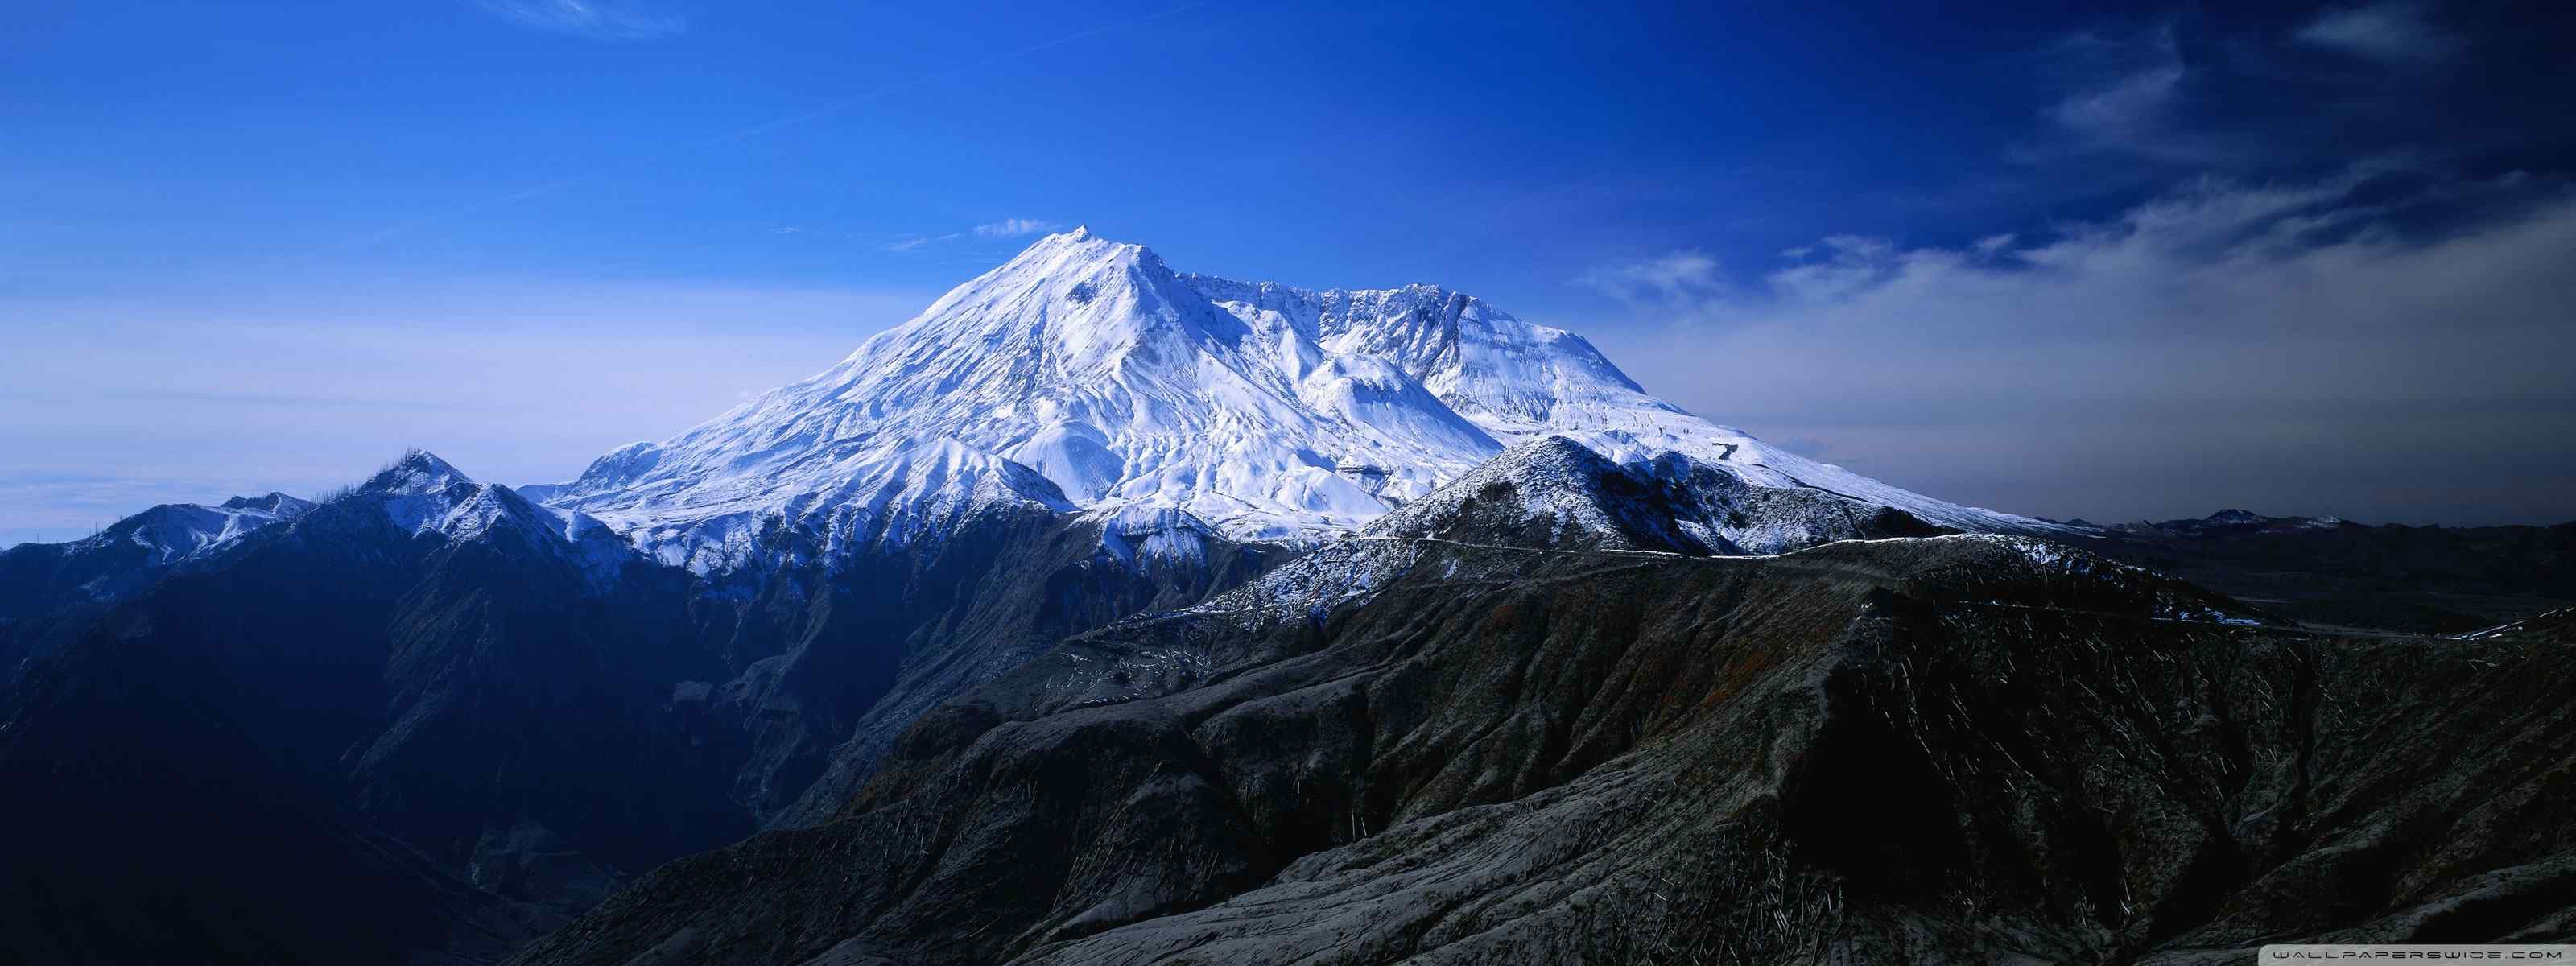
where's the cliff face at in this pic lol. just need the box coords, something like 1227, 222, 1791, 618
510, 535, 2576, 965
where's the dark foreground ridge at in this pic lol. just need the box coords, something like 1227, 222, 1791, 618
0, 452, 1282, 965
509, 534, 2576, 965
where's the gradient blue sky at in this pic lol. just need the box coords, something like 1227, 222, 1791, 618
6, 0, 2574, 544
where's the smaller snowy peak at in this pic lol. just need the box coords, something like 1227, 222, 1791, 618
1360, 436, 1684, 552
426, 484, 638, 588
362, 449, 474, 497
1086, 505, 1226, 570
353, 450, 485, 536
96, 497, 314, 568
312, 450, 646, 589
1363, 436, 1942, 555
1, 487, 324, 613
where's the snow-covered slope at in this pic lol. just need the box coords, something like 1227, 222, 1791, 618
551, 228, 2069, 569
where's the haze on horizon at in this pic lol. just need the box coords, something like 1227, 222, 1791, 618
4, 0, 2573, 547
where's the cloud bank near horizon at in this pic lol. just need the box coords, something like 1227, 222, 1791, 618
1585, 168, 2576, 526
0, 282, 930, 547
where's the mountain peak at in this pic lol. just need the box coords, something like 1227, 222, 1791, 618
1002, 225, 1144, 270
1364, 436, 1670, 551
362, 449, 472, 497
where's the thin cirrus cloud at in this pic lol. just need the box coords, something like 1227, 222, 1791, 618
477, 0, 687, 41
882, 232, 961, 253
2296, 2, 2462, 63
1579, 168, 2576, 526
2049, 61, 2184, 147
2009, 7, 2487, 179
973, 218, 1063, 238
2020, 23, 2207, 165
881, 221, 1058, 253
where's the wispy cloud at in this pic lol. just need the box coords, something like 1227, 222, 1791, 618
2033, 24, 2196, 162
882, 221, 1059, 254
2050, 62, 2184, 145
2009, 8, 2478, 174
2297, 2, 2462, 64
1575, 250, 1720, 303
477, 0, 686, 42
973, 218, 1063, 238
881, 232, 962, 254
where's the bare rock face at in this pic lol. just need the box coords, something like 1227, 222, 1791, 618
507, 531, 2576, 966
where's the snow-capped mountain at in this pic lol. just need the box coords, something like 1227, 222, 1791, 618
551, 228, 2067, 570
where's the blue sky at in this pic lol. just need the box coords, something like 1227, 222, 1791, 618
5, 0, 2574, 543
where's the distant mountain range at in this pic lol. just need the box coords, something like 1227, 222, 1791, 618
2, 232, 2568, 965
